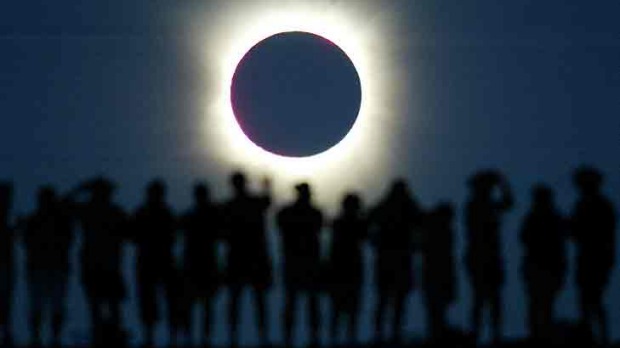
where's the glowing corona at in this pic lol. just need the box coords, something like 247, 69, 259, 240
185, 0, 402, 204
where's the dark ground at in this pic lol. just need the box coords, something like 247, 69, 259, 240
2, 343, 619, 348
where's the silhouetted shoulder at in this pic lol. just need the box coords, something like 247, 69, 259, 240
276, 204, 292, 226
283, 208, 322, 236
572, 195, 616, 238
600, 196, 617, 228
257, 192, 271, 209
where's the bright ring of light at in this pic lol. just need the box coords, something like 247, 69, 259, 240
220, 25, 368, 172
191, 1, 402, 201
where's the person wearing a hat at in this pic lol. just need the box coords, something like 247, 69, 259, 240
69, 177, 129, 345
276, 182, 324, 348
464, 169, 513, 345
570, 166, 616, 345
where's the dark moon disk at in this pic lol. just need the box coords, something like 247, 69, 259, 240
231, 31, 362, 157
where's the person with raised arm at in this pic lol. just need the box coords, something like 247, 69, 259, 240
69, 177, 130, 345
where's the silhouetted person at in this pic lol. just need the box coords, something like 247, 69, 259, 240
277, 183, 324, 347
520, 185, 566, 343
0, 182, 14, 346
326, 193, 367, 346
168, 267, 192, 348
132, 179, 178, 346
464, 170, 513, 345
178, 183, 223, 346
368, 179, 422, 344
570, 166, 616, 345
421, 203, 456, 343
20, 186, 74, 346
70, 177, 129, 345
222, 172, 272, 347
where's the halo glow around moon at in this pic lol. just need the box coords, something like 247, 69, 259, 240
186, 0, 405, 204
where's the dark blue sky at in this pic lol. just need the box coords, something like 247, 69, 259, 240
1, 1, 619, 345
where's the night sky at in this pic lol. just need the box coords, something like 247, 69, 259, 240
1, 1, 619, 346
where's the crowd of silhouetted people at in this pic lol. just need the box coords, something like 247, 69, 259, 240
0, 166, 616, 347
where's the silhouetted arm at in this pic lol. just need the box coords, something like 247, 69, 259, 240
114, 206, 132, 242
10, 214, 29, 239
58, 180, 100, 224
259, 177, 272, 209
125, 210, 141, 244
519, 214, 533, 247
412, 208, 430, 253
13, 213, 38, 250
63, 182, 89, 203
497, 176, 514, 212
359, 215, 370, 243
316, 209, 324, 236
213, 204, 226, 241
407, 196, 425, 253
420, 211, 437, 256
275, 206, 291, 247
170, 209, 181, 246
603, 199, 617, 270
558, 214, 572, 240
218, 202, 233, 243
365, 204, 383, 248
567, 202, 583, 241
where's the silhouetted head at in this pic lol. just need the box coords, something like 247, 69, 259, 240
468, 170, 500, 196
37, 185, 57, 211
388, 178, 410, 202
532, 184, 554, 209
573, 166, 603, 195
342, 193, 362, 215
230, 171, 247, 195
147, 179, 166, 205
89, 177, 115, 203
194, 183, 210, 205
294, 182, 312, 204
392, 178, 407, 192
